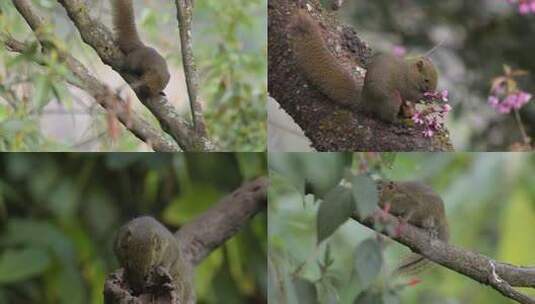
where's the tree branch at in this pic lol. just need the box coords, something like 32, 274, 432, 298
352, 211, 535, 304
55, 0, 215, 151
268, 0, 454, 151
7, 0, 180, 152
176, 176, 269, 265
174, 0, 207, 137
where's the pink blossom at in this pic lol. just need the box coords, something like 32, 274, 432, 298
488, 90, 532, 114
423, 129, 434, 138
519, 3, 530, 14
488, 95, 499, 106
508, 0, 535, 14
412, 112, 424, 124
440, 90, 449, 102
393, 45, 407, 57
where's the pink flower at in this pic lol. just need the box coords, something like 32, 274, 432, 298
516, 91, 532, 108
423, 129, 434, 137
442, 104, 452, 112
393, 45, 407, 57
488, 95, 499, 106
440, 90, 449, 102
519, 2, 530, 14
412, 112, 424, 124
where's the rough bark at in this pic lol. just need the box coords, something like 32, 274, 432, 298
268, 0, 454, 151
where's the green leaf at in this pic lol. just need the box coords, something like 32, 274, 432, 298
354, 239, 383, 290
303, 153, 353, 199
380, 153, 397, 169
163, 184, 223, 225
351, 175, 379, 218
2, 218, 75, 261
0, 247, 51, 283
317, 186, 354, 244
269, 153, 352, 198
54, 265, 85, 304
383, 290, 400, 304
33, 75, 51, 110
293, 278, 318, 304
195, 248, 224, 299
354, 289, 382, 304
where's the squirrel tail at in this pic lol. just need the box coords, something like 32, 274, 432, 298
393, 254, 432, 277
288, 9, 362, 107
111, 0, 144, 53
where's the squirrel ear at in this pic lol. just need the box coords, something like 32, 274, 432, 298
416, 59, 425, 72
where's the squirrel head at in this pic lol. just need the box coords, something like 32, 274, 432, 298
404, 56, 438, 101
114, 216, 172, 294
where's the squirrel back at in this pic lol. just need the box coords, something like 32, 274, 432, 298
288, 10, 361, 106
110, 0, 170, 96
111, 0, 144, 53
288, 10, 439, 123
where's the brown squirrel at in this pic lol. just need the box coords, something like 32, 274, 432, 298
111, 0, 170, 97
115, 216, 195, 303
288, 10, 438, 123
377, 180, 449, 274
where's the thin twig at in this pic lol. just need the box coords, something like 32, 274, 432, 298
513, 108, 531, 144
174, 0, 207, 137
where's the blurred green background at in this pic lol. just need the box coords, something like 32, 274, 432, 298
0, 0, 266, 151
0, 152, 267, 304
338, 0, 535, 150
269, 152, 535, 303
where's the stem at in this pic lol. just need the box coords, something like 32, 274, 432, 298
513, 108, 530, 144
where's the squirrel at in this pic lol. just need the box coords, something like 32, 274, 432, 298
114, 216, 195, 303
377, 180, 449, 275
288, 10, 438, 123
111, 0, 170, 97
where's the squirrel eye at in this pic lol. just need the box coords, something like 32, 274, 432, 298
424, 79, 429, 83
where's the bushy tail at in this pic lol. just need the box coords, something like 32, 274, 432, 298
288, 9, 362, 107
393, 254, 432, 276
111, 0, 144, 53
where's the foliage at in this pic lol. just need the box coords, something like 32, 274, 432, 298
0, 153, 267, 304
196, 0, 267, 151
268, 152, 535, 303
0, 0, 266, 151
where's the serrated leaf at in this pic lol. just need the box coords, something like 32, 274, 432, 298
293, 278, 318, 304
317, 186, 354, 244
0, 247, 51, 283
354, 239, 383, 290
351, 175, 379, 218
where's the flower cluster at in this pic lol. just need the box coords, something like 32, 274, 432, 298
488, 90, 532, 114
507, 0, 535, 14
488, 65, 532, 114
412, 90, 451, 138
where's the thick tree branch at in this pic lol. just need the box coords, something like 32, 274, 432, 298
176, 176, 269, 265
352, 211, 535, 304
174, 0, 207, 137
8, 0, 180, 151
55, 0, 215, 151
268, 0, 454, 151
